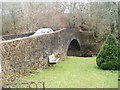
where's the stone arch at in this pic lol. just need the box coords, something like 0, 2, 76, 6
67, 38, 81, 56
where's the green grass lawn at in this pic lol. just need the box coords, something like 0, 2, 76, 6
22, 56, 118, 88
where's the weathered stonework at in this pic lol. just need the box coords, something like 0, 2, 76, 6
1, 28, 96, 85
1, 29, 82, 77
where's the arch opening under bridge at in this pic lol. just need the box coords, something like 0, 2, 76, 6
67, 39, 81, 57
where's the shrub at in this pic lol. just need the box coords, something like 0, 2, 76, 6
118, 43, 120, 70
96, 34, 119, 70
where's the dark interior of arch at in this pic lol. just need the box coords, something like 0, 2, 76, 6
67, 39, 81, 56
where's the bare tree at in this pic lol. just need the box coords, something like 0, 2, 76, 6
118, 2, 120, 37
2, 1, 119, 40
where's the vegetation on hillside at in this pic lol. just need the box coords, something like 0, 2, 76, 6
2, 1, 119, 42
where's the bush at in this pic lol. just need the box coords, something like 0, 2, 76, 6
96, 34, 119, 70
118, 43, 120, 70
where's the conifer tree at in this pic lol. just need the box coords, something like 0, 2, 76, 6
96, 34, 119, 70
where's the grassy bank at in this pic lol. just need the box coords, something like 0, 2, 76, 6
23, 56, 118, 88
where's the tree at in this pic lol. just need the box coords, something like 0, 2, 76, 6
2, 1, 119, 38
96, 34, 119, 70
118, 2, 120, 37
118, 42, 120, 70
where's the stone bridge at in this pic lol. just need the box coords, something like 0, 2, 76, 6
1, 28, 95, 77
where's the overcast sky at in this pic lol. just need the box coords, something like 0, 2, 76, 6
1, 0, 120, 2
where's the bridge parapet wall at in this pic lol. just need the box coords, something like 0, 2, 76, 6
1, 28, 81, 80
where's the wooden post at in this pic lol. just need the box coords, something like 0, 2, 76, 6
43, 82, 45, 90
102, 82, 104, 90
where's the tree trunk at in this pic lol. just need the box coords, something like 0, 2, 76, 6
118, 2, 120, 37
